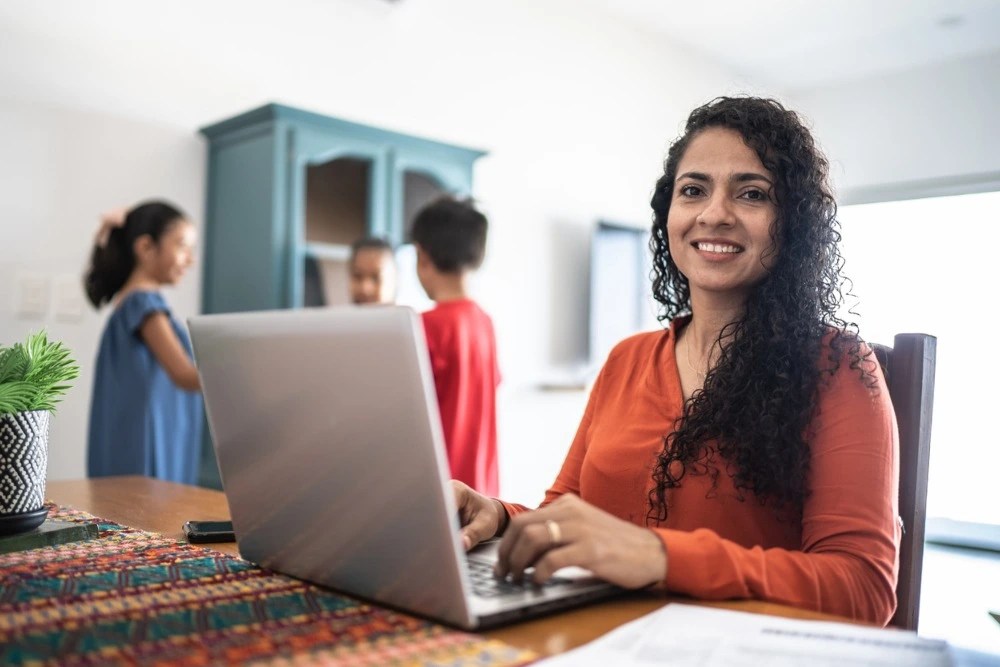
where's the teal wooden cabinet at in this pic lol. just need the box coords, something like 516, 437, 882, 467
199, 103, 486, 313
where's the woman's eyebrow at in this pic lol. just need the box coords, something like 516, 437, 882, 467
677, 171, 709, 182
676, 171, 773, 185
732, 172, 773, 185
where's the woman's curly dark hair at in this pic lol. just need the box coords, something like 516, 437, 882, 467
646, 96, 867, 524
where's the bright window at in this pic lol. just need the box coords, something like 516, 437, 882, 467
838, 191, 1000, 527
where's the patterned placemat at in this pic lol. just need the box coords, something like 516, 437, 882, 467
0, 505, 537, 666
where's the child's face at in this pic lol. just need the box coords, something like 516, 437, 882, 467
145, 219, 197, 286
349, 248, 396, 305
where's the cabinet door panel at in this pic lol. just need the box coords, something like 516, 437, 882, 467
204, 131, 284, 313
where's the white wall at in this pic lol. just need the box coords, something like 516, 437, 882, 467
790, 50, 1000, 198
0, 100, 205, 480
0, 0, 742, 502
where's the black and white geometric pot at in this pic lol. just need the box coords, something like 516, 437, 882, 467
0, 410, 50, 536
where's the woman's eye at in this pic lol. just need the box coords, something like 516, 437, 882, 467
679, 185, 702, 197
742, 189, 767, 201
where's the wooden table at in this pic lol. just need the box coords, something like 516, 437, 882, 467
46, 476, 846, 658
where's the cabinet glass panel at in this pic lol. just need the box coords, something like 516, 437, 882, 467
305, 157, 371, 245
303, 157, 371, 308
402, 170, 447, 242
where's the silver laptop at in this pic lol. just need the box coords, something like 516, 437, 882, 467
188, 306, 618, 629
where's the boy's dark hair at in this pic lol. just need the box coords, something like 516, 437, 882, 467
349, 236, 394, 262
84, 200, 187, 308
409, 196, 487, 273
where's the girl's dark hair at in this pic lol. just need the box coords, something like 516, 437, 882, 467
84, 201, 186, 308
647, 96, 866, 523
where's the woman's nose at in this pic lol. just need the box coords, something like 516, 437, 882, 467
696, 193, 736, 226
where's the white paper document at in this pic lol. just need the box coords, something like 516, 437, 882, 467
534, 603, 956, 667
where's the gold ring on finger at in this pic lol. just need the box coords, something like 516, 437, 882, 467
544, 519, 562, 545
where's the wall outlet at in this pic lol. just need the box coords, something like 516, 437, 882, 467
54, 274, 85, 322
15, 273, 49, 319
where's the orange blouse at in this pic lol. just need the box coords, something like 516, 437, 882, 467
503, 319, 900, 625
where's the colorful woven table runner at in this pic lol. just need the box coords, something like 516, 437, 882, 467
0, 505, 537, 666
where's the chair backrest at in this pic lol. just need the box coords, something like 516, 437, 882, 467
871, 333, 936, 631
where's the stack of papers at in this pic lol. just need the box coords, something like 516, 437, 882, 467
535, 603, 959, 667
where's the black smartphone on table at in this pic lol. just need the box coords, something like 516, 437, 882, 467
183, 520, 236, 544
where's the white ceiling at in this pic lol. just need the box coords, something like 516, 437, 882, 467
584, 0, 1000, 90
2, 0, 999, 110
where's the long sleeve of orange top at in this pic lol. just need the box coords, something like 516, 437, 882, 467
499, 321, 900, 626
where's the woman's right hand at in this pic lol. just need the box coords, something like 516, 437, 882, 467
452, 480, 508, 550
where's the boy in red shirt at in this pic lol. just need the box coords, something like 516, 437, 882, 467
411, 197, 500, 496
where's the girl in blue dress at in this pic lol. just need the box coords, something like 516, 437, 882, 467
84, 201, 203, 484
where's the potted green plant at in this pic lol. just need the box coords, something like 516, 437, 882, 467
0, 331, 79, 535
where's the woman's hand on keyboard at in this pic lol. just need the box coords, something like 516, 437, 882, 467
452, 480, 509, 550
494, 493, 668, 589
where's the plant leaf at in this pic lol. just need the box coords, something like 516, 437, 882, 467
0, 331, 79, 414
0, 380, 36, 415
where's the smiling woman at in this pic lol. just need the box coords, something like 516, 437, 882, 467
667, 127, 779, 335
448, 96, 903, 626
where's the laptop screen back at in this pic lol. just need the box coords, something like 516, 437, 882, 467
188, 306, 476, 628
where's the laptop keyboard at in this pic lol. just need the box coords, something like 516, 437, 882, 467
466, 558, 564, 597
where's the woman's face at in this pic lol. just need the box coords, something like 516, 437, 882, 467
666, 127, 779, 305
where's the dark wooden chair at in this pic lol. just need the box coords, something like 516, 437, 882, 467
871, 333, 937, 631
